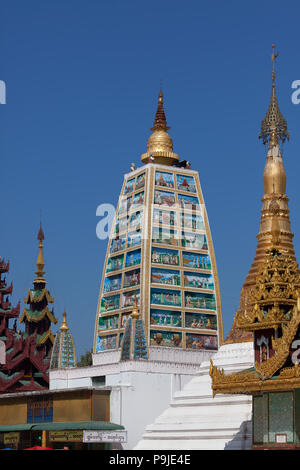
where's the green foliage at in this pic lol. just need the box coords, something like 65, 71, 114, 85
77, 349, 93, 367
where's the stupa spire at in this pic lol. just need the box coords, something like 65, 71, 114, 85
225, 45, 296, 344
259, 44, 289, 150
151, 90, 170, 132
141, 90, 179, 165
35, 223, 46, 282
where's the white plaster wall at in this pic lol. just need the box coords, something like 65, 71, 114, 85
135, 341, 254, 450
107, 371, 194, 450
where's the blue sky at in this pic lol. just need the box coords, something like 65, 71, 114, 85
1, 0, 300, 357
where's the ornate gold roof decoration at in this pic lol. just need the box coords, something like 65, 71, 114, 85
141, 90, 179, 165
235, 247, 300, 331
259, 45, 290, 149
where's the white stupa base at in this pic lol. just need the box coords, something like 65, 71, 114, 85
134, 340, 254, 450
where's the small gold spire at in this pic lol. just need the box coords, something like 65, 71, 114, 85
35, 223, 46, 282
259, 44, 289, 149
131, 295, 140, 319
141, 90, 179, 165
60, 311, 69, 332
150, 90, 170, 132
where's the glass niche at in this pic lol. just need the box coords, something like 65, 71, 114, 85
150, 330, 182, 348
125, 249, 141, 268
151, 247, 179, 266
103, 274, 122, 293
132, 191, 144, 210
106, 254, 124, 273
151, 288, 181, 307
100, 294, 120, 313
181, 232, 208, 250
178, 193, 200, 210
185, 291, 216, 310
155, 170, 175, 189
122, 289, 140, 309
110, 236, 126, 254
183, 271, 214, 290
186, 333, 218, 350
150, 309, 182, 328
182, 252, 211, 270
153, 208, 176, 227
129, 210, 143, 230
96, 334, 117, 352
181, 212, 204, 231
154, 190, 176, 207
120, 312, 131, 328
127, 230, 142, 249
176, 174, 196, 193
152, 227, 178, 247
123, 268, 140, 288
151, 267, 180, 287
118, 195, 132, 215
124, 178, 135, 195
135, 173, 145, 191
185, 312, 217, 330
98, 314, 119, 330
115, 215, 130, 235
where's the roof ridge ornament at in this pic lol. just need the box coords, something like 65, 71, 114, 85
259, 44, 290, 150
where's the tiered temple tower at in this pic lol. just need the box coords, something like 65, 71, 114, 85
93, 90, 223, 366
50, 311, 77, 369
0, 227, 57, 392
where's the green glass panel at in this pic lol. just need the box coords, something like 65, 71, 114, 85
253, 394, 268, 444
269, 392, 294, 443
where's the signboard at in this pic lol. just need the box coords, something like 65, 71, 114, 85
49, 430, 83, 442
275, 434, 287, 444
4, 432, 19, 446
83, 430, 127, 443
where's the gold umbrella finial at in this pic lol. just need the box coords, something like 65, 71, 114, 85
259, 44, 289, 149
35, 223, 46, 282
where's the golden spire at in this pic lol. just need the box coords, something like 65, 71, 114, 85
141, 90, 179, 165
224, 45, 295, 345
35, 223, 46, 283
60, 311, 69, 332
151, 90, 170, 132
131, 295, 140, 319
259, 45, 289, 150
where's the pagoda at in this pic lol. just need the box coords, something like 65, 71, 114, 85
93, 90, 223, 366
0, 226, 57, 393
210, 46, 300, 449
50, 311, 77, 369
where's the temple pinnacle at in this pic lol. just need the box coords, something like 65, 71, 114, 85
259, 44, 289, 149
35, 223, 46, 282
141, 90, 179, 165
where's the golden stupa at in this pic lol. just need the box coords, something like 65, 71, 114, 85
225, 45, 295, 343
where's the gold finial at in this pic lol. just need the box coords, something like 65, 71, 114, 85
131, 295, 140, 319
141, 90, 179, 165
151, 90, 170, 132
60, 311, 69, 332
259, 45, 289, 149
271, 44, 278, 87
35, 223, 46, 282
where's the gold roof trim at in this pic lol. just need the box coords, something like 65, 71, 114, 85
19, 305, 58, 324
24, 288, 54, 304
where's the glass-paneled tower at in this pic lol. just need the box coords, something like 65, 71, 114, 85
93, 91, 223, 365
